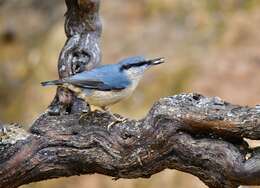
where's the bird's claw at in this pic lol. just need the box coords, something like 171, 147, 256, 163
113, 115, 126, 122
107, 116, 127, 131
79, 109, 91, 121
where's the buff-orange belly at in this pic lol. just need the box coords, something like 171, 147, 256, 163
67, 83, 137, 107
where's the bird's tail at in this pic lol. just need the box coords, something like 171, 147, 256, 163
41, 80, 64, 87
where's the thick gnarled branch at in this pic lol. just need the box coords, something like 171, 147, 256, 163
49, 0, 101, 115
1, 93, 260, 188
1, 1, 260, 188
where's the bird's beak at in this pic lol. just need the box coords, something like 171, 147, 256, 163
148, 57, 165, 65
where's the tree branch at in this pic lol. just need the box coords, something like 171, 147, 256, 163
49, 0, 101, 115
1, 93, 260, 188
1, 1, 260, 188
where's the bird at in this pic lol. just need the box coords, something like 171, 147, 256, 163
41, 56, 165, 126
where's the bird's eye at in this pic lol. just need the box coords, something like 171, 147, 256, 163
121, 64, 131, 70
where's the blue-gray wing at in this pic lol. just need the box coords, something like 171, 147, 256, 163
63, 65, 131, 91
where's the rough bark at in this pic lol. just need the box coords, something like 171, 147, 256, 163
1, 94, 260, 188
1, 1, 260, 188
48, 0, 102, 115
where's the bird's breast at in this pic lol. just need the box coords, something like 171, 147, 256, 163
85, 87, 133, 107
67, 80, 139, 107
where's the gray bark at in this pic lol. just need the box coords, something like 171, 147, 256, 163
0, 1, 260, 188
1, 94, 260, 188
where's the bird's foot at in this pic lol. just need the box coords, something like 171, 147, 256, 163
79, 109, 91, 121
107, 114, 127, 131
99, 106, 127, 130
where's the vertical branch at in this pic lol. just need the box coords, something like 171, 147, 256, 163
48, 0, 102, 115
60, 0, 102, 77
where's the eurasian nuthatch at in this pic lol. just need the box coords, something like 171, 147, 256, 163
41, 56, 165, 123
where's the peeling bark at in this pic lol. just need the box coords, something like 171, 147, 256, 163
1, 94, 260, 188
1, 1, 260, 188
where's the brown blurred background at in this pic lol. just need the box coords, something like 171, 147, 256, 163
1, 0, 260, 188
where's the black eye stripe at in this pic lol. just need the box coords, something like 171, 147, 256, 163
120, 61, 148, 71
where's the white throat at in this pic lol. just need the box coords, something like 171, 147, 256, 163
124, 68, 144, 87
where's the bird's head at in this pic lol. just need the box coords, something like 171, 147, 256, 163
119, 56, 165, 79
